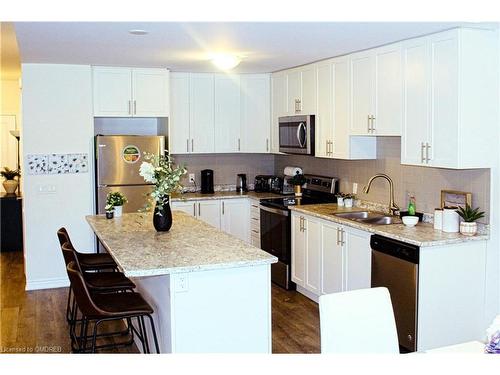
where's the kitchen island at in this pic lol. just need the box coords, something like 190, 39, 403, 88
86, 211, 277, 353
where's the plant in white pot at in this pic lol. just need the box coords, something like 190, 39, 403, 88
106, 191, 127, 218
343, 193, 356, 208
457, 204, 485, 236
1, 167, 20, 194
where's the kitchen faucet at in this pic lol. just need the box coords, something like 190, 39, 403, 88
363, 174, 400, 216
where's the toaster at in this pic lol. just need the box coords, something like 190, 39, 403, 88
254, 175, 274, 192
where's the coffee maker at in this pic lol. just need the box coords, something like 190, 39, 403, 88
236, 174, 248, 193
201, 169, 214, 194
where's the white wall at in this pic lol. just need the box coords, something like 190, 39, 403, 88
22, 64, 95, 290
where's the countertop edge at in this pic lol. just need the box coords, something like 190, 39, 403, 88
289, 206, 489, 247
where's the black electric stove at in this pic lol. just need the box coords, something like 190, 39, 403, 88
259, 174, 339, 290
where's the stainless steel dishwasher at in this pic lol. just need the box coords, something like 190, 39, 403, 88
370, 235, 419, 352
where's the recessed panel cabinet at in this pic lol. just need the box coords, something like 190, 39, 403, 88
220, 199, 250, 243
92, 66, 169, 117
401, 28, 497, 169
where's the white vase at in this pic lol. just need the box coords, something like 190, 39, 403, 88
460, 221, 477, 236
2, 180, 18, 194
114, 205, 123, 217
344, 198, 353, 208
337, 197, 344, 207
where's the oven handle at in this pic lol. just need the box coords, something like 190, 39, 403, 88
296, 122, 306, 148
259, 205, 289, 217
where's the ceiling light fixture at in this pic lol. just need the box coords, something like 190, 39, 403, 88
129, 29, 149, 36
211, 53, 241, 70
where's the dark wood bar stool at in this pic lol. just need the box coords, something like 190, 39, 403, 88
66, 261, 160, 353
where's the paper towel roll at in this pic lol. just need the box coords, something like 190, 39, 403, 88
284, 166, 303, 176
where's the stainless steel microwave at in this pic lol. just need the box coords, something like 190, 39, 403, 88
278, 115, 315, 155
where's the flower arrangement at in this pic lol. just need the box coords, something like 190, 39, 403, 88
139, 153, 187, 213
1, 167, 20, 180
106, 191, 127, 208
289, 173, 307, 186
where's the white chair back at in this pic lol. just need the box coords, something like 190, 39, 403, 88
319, 287, 399, 353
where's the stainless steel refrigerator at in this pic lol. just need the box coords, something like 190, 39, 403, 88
95, 135, 165, 214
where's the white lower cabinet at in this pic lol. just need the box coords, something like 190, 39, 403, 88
220, 199, 250, 243
250, 201, 261, 248
171, 200, 221, 228
292, 212, 372, 301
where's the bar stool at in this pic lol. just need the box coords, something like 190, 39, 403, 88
66, 261, 160, 353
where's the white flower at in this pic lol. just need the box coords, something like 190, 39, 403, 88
139, 162, 157, 183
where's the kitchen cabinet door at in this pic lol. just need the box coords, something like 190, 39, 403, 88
286, 69, 302, 115
132, 68, 170, 117
197, 200, 221, 229
214, 74, 241, 153
171, 201, 196, 217
304, 216, 321, 294
169, 73, 191, 154
220, 199, 249, 243
300, 64, 317, 115
321, 222, 344, 295
344, 226, 371, 291
315, 61, 333, 158
291, 214, 306, 287
92, 67, 132, 117
401, 36, 431, 166
350, 51, 375, 135
331, 56, 352, 159
374, 43, 402, 136
190, 73, 215, 153
270, 72, 286, 153
240, 74, 271, 153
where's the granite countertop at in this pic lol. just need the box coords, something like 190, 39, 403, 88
290, 204, 489, 247
86, 211, 277, 277
170, 191, 283, 202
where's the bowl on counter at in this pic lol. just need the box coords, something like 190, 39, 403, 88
402, 216, 419, 227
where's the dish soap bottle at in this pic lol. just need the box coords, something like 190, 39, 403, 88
408, 195, 416, 216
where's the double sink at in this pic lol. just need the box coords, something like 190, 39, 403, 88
333, 211, 402, 225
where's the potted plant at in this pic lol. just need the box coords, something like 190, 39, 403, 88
106, 192, 127, 218
139, 153, 186, 232
289, 173, 307, 197
1, 167, 20, 194
457, 204, 485, 236
343, 193, 356, 208
336, 193, 346, 207
105, 204, 114, 219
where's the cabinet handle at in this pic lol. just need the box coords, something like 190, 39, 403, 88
191, 139, 194, 152
420, 142, 425, 164
329, 140, 333, 156
425, 143, 431, 163
186, 139, 189, 153
133, 100, 137, 115
371, 115, 375, 133
198, 202, 201, 216
266, 138, 269, 152
128, 100, 131, 115
238, 138, 241, 152
367, 115, 371, 133
340, 228, 345, 246
193, 203, 196, 216
299, 217, 303, 232
302, 217, 306, 231
222, 201, 225, 215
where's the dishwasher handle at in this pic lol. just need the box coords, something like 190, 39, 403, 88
370, 235, 419, 264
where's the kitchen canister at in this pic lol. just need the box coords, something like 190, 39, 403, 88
433, 208, 443, 230
442, 206, 459, 233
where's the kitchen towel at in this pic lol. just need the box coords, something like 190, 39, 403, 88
284, 166, 303, 176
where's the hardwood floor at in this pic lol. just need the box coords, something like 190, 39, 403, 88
1, 251, 320, 353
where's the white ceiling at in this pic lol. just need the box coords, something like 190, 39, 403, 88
14, 22, 498, 73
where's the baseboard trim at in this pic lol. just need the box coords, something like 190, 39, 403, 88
25, 277, 69, 291
296, 285, 320, 303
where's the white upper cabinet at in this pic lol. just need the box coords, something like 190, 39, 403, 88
240, 74, 271, 153
215, 74, 241, 153
189, 73, 215, 153
285, 66, 317, 115
169, 73, 191, 154
315, 61, 334, 158
401, 28, 497, 169
92, 66, 169, 117
286, 69, 302, 114
270, 72, 287, 153
350, 44, 402, 136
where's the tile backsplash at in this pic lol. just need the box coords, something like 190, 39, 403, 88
275, 137, 491, 223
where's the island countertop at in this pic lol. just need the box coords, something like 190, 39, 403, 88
86, 211, 277, 277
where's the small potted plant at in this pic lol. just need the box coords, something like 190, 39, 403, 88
336, 192, 345, 207
457, 204, 485, 236
289, 173, 307, 197
106, 192, 127, 218
343, 193, 356, 208
105, 204, 114, 219
1, 167, 20, 194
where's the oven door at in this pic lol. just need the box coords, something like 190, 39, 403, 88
260, 204, 295, 290
279, 115, 314, 155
